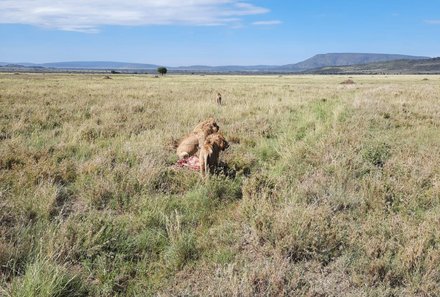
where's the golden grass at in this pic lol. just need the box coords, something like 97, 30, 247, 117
1, 73, 440, 296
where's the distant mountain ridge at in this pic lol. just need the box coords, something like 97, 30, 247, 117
305, 57, 440, 74
0, 53, 433, 73
41, 61, 160, 69
279, 53, 429, 71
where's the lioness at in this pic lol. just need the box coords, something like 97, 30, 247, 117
199, 133, 229, 176
176, 118, 219, 159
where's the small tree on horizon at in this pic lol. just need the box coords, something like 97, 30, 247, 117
157, 67, 168, 76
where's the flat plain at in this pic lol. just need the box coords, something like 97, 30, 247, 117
1, 73, 440, 296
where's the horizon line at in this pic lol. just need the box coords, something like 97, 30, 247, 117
0, 52, 434, 68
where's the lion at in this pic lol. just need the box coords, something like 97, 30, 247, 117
199, 133, 229, 176
176, 118, 219, 159
193, 117, 219, 147
176, 134, 199, 159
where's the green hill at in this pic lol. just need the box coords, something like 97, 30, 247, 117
279, 53, 429, 71
306, 57, 440, 74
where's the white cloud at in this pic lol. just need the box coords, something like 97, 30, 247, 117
425, 19, 440, 25
0, 0, 270, 32
252, 20, 282, 26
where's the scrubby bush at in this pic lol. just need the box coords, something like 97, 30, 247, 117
363, 142, 391, 167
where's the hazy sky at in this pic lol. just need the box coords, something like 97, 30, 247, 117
1, 0, 439, 65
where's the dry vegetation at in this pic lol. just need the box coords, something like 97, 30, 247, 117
1, 73, 440, 296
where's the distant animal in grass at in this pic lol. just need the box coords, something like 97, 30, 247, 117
199, 133, 229, 176
216, 92, 222, 105
176, 118, 219, 159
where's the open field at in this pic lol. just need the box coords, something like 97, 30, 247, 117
1, 73, 440, 296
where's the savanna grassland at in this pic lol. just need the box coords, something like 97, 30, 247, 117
1, 73, 440, 296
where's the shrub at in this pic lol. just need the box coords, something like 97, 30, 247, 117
363, 142, 391, 167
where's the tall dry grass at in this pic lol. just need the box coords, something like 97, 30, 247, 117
1, 73, 439, 296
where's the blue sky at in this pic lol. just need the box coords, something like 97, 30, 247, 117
0, 0, 439, 65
